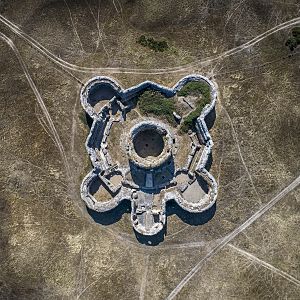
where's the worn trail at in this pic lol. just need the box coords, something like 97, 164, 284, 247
228, 244, 300, 287
0, 14, 299, 74
166, 174, 300, 299
0, 32, 70, 177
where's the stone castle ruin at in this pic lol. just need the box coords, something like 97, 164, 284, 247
80, 75, 218, 236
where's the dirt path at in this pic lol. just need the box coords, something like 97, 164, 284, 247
228, 244, 300, 287
166, 174, 300, 299
139, 255, 150, 300
0, 32, 71, 178
0, 14, 299, 75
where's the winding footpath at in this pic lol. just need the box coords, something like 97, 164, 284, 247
1, 13, 300, 293
0, 14, 299, 74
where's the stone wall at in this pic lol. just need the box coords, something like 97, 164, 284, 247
80, 74, 218, 235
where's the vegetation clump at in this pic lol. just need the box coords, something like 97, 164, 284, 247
285, 27, 300, 51
137, 35, 169, 52
177, 81, 211, 98
136, 81, 212, 132
179, 81, 211, 133
137, 90, 176, 125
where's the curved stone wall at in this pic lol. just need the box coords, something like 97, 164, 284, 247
127, 121, 173, 170
80, 74, 218, 236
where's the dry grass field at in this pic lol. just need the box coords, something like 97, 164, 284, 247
0, 0, 299, 299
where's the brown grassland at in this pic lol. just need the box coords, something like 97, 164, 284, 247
0, 0, 299, 299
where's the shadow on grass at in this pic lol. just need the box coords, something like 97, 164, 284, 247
166, 199, 216, 226
134, 226, 166, 246
87, 199, 216, 245
87, 199, 131, 225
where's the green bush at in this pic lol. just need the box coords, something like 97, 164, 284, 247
179, 81, 211, 133
177, 81, 210, 98
292, 27, 300, 39
286, 27, 300, 51
137, 35, 169, 52
180, 102, 209, 133
137, 90, 176, 125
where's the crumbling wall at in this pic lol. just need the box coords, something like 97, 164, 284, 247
80, 74, 218, 235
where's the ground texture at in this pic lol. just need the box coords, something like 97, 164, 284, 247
0, 0, 299, 299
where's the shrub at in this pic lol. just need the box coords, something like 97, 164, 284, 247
137, 35, 169, 52
292, 27, 300, 39
137, 90, 176, 125
177, 81, 210, 98
179, 81, 211, 133
286, 37, 298, 51
286, 27, 300, 51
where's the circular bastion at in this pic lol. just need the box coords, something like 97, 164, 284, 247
127, 121, 173, 170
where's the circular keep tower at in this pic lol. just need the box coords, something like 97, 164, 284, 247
127, 121, 173, 170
